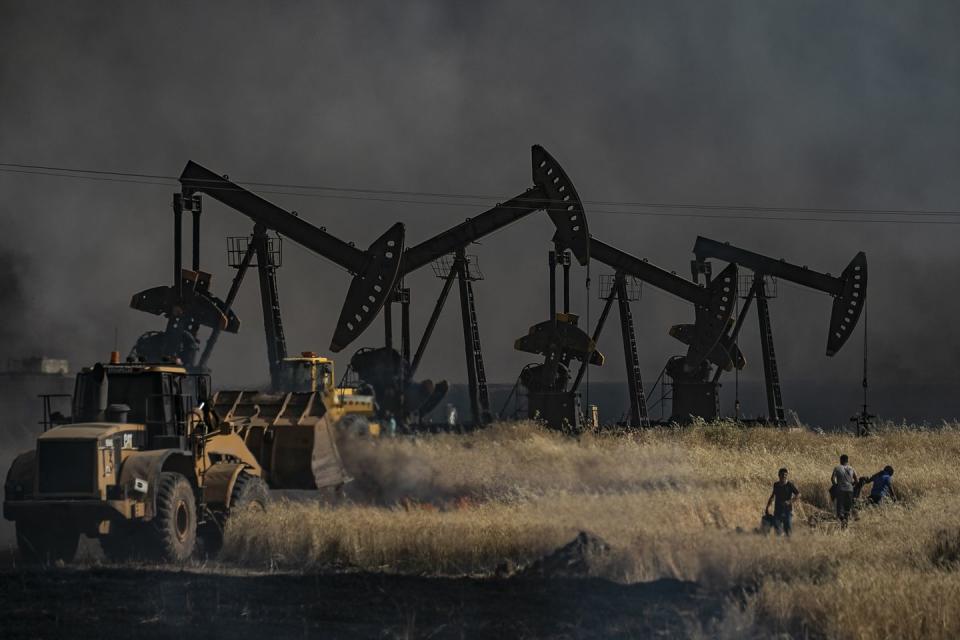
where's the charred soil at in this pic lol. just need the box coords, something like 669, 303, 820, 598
0, 564, 719, 639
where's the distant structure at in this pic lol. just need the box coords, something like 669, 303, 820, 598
2, 357, 70, 376
0, 357, 73, 437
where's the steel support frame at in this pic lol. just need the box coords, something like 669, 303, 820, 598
572, 271, 648, 427
755, 276, 785, 425
456, 249, 481, 426
616, 274, 648, 427
198, 240, 256, 369
251, 225, 287, 388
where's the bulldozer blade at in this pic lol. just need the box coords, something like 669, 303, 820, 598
533, 145, 590, 265
684, 263, 737, 368
330, 222, 405, 353
826, 251, 867, 356
311, 413, 351, 489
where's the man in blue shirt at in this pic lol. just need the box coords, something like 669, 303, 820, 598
865, 465, 896, 505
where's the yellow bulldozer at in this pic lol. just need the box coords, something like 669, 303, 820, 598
2, 352, 368, 563
211, 352, 380, 490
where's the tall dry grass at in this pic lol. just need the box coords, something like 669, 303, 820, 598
221, 421, 960, 639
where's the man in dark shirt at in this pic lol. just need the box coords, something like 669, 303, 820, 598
765, 467, 800, 536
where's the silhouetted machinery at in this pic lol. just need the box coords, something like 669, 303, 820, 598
357, 145, 591, 427
690, 236, 867, 423
129, 193, 240, 368
513, 248, 603, 430
127, 149, 868, 431
130, 163, 410, 395
586, 239, 739, 424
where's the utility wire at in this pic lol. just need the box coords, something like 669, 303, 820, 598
2, 160, 959, 216
2, 162, 960, 225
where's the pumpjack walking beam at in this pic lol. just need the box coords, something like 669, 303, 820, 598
586, 239, 738, 370
398, 145, 590, 276
178, 161, 406, 354
404, 145, 590, 375
692, 236, 867, 356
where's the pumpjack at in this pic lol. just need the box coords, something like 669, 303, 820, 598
128, 193, 240, 368
512, 247, 604, 431
130, 162, 408, 392
538, 199, 739, 424
359, 145, 591, 427
690, 237, 867, 424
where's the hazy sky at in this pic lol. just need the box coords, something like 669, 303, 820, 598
1, 2, 959, 422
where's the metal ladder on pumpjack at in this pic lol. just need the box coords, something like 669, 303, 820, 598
262, 255, 288, 363
755, 279, 785, 425
617, 280, 650, 426
464, 280, 491, 421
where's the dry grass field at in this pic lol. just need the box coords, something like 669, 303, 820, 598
221, 421, 960, 639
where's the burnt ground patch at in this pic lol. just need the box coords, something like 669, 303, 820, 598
0, 566, 723, 639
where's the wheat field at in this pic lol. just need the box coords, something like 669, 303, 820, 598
221, 421, 960, 639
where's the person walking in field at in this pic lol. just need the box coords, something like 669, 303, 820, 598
831, 454, 858, 528
864, 465, 896, 505
765, 467, 800, 536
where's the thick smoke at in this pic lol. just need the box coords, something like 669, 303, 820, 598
0, 250, 26, 347
0, 3, 958, 423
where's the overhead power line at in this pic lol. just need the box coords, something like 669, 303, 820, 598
1, 161, 959, 225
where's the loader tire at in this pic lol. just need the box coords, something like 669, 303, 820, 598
145, 472, 197, 563
229, 472, 270, 513
16, 521, 79, 564
199, 471, 269, 558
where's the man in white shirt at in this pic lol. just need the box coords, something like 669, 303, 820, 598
831, 454, 858, 529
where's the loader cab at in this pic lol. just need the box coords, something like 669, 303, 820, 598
71, 362, 210, 449
274, 352, 334, 393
